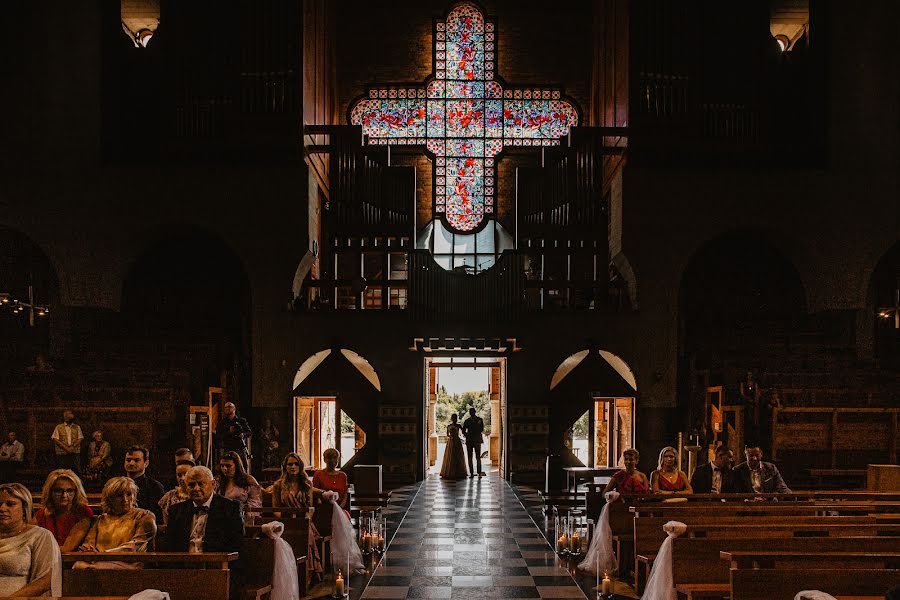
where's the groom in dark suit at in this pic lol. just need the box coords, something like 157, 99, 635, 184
690, 445, 737, 494
167, 465, 244, 598
462, 407, 486, 478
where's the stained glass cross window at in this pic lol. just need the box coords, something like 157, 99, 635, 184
349, 2, 579, 235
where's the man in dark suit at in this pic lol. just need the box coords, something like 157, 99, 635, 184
462, 407, 486, 478
733, 445, 791, 493
124, 445, 166, 524
167, 466, 244, 598
690, 445, 737, 494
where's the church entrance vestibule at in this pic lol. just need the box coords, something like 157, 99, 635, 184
424, 356, 506, 476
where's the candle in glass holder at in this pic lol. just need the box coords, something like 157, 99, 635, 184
335, 570, 345, 597
363, 533, 373, 552
570, 531, 580, 553
557, 533, 568, 553
601, 573, 611, 595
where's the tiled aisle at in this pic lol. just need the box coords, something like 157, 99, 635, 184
361, 473, 587, 600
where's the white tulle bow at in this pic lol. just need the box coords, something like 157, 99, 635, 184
794, 592, 837, 600
260, 521, 299, 600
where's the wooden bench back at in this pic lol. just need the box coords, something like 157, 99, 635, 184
634, 516, 880, 556
671, 537, 900, 585
633, 501, 900, 518
730, 568, 900, 600
62, 552, 236, 600
242, 537, 275, 588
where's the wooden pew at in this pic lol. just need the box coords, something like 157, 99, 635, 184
631, 518, 898, 592
62, 552, 237, 600
245, 511, 310, 595
665, 537, 900, 599
622, 491, 900, 504
632, 501, 900, 518
730, 568, 900, 600
721, 550, 900, 570
538, 490, 586, 515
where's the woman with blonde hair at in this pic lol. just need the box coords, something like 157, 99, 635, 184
33, 468, 94, 547
0, 483, 62, 596
650, 446, 693, 494
67, 476, 156, 568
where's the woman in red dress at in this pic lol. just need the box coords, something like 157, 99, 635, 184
32, 469, 94, 548
602, 448, 650, 495
650, 446, 693, 494
311, 448, 350, 536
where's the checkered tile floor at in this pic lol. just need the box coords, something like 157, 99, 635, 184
360, 472, 587, 600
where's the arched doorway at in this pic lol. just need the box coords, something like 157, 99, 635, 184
291, 349, 376, 474
548, 349, 637, 472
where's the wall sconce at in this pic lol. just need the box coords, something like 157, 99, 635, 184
136, 29, 154, 48
774, 34, 791, 52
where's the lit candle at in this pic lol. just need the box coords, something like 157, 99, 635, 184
335, 570, 345, 596
363, 533, 373, 552
376, 534, 385, 549
601, 573, 611, 595
570, 532, 580, 552
557, 533, 568, 553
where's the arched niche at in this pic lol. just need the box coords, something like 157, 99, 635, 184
868, 240, 900, 365
677, 231, 806, 447
121, 226, 252, 410
0, 225, 59, 365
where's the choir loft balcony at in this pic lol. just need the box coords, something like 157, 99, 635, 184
298, 125, 629, 321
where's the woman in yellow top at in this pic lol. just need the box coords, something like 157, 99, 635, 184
66, 477, 157, 568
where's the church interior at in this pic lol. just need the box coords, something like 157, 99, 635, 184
1, 1, 899, 599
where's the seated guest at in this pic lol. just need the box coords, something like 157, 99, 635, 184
312, 448, 349, 509
217, 450, 262, 511
0, 431, 25, 484
167, 466, 243, 599
69, 477, 157, 568
271, 453, 322, 577
123, 445, 165, 524
690, 445, 737, 494
174, 448, 195, 465
271, 452, 312, 509
602, 448, 650, 495
311, 448, 350, 537
650, 446, 693, 494
159, 459, 195, 526
82, 430, 113, 487
33, 468, 94, 547
733, 444, 791, 493
0, 483, 62, 596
